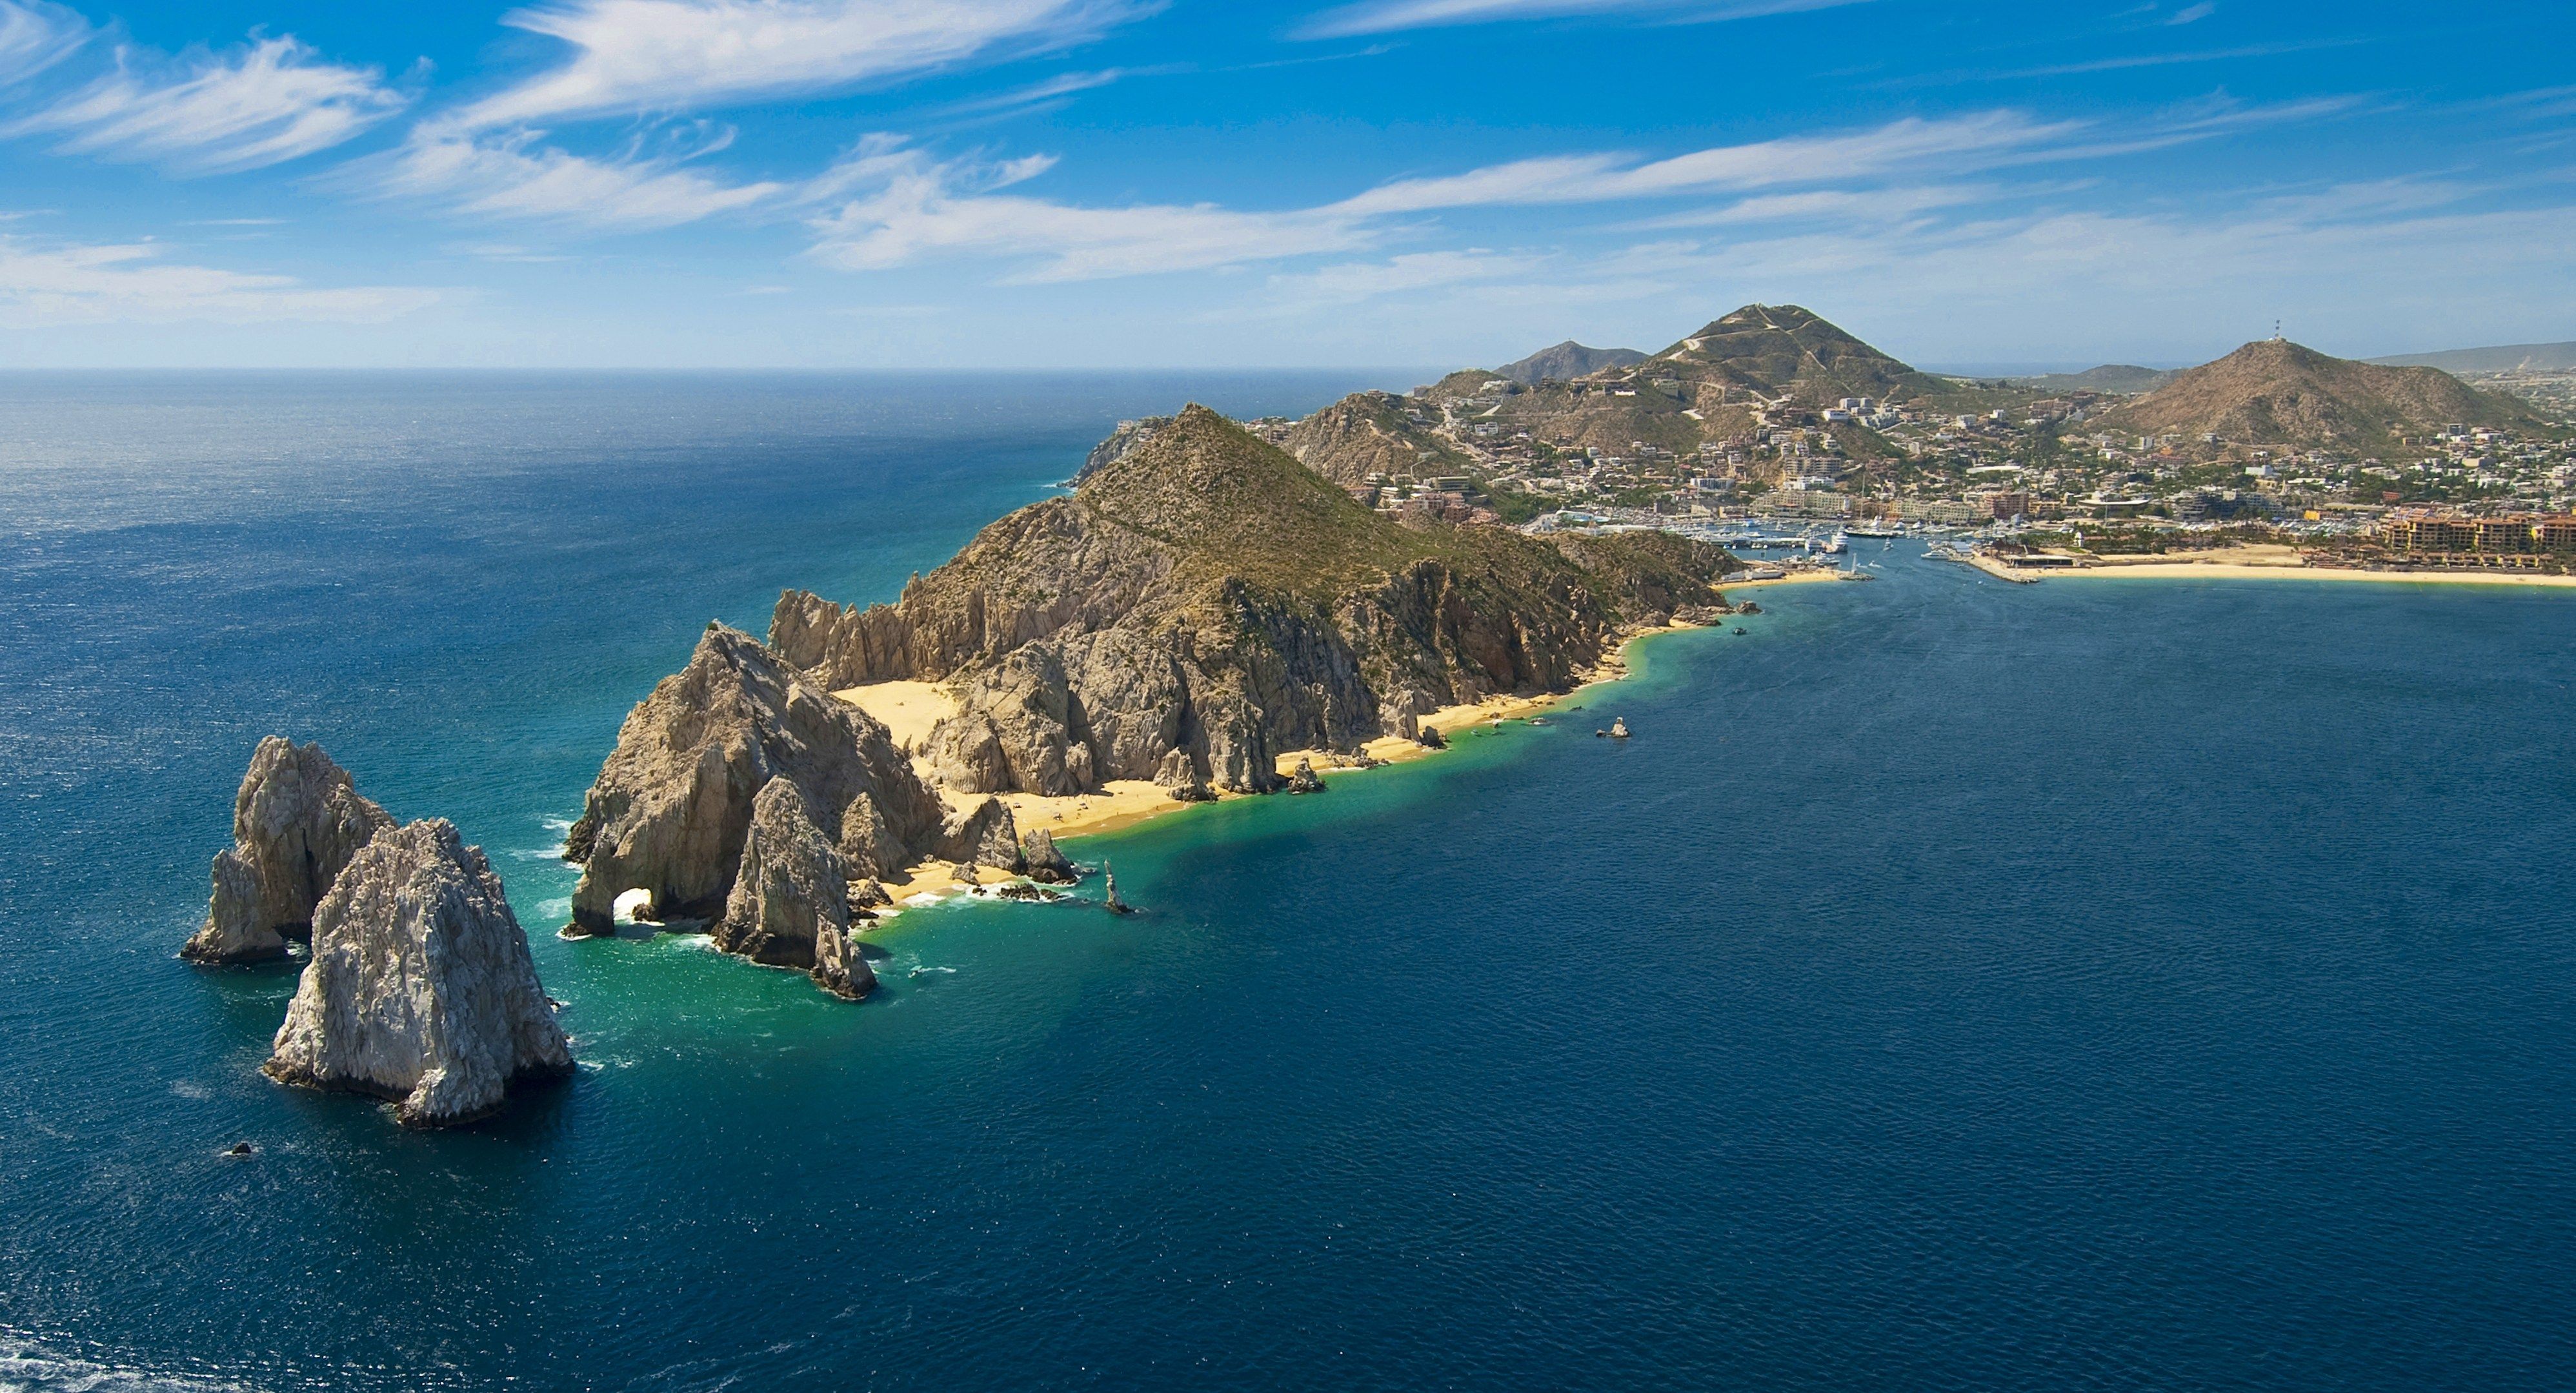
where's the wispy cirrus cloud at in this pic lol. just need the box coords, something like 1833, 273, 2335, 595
0, 0, 83, 84
1296, 0, 1866, 41
351, 123, 781, 229
805, 140, 1376, 280
0, 234, 436, 322
805, 112, 2088, 280
454, 0, 1154, 129
2, 31, 410, 173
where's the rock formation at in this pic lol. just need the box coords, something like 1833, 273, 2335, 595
265, 819, 572, 1128
714, 779, 848, 968
711, 781, 878, 1001
1285, 758, 1326, 794
769, 407, 1733, 806
184, 738, 394, 965
938, 796, 1025, 872
1022, 828, 1077, 884
809, 919, 874, 1001
561, 624, 943, 935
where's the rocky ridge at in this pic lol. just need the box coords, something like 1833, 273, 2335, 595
265, 819, 573, 1128
770, 405, 1735, 803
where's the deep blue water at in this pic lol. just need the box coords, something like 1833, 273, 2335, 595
4, 376, 2575, 1391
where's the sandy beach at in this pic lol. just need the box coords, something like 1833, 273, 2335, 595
830, 569, 1838, 910
2026, 545, 2576, 587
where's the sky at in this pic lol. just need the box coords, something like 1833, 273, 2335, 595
0, 0, 2568, 371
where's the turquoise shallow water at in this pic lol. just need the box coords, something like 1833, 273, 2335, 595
4, 376, 2576, 1390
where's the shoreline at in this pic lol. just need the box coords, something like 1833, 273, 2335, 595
2044, 561, 2576, 587
837, 569, 1842, 920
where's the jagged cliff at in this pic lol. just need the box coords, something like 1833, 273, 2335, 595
771, 405, 1735, 798
562, 624, 949, 937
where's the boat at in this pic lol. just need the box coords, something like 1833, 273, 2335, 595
1813, 529, 1848, 555
1596, 717, 1631, 739
1732, 626, 1747, 635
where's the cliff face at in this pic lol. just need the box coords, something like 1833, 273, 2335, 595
265, 819, 573, 1128
772, 406, 1734, 797
563, 624, 945, 935
185, 738, 395, 965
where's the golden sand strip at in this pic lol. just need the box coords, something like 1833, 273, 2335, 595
2046, 561, 2576, 587
841, 570, 1836, 919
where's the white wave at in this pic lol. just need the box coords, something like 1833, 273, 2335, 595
541, 816, 572, 832
167, 1081, 210, 1101
0, 1336, 262, 1392
536, 898, 572, 919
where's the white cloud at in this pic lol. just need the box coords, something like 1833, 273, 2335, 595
1298, 0, 1865, 41
0, 235, 438, 323
0, 1, 85, 84
355, 125, 782, 229
456, 0, 1151, 129
805, 143, 1377, 280
804, 113, 2089, 281
1334, 112, 2075, 214
5, 34, 408, 173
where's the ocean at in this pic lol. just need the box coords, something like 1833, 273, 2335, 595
3, 374, 2573, 1391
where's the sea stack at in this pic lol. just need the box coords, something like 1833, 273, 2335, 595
184, 737, 395, 964
265, 819, 573, 1128
714, 778, 874, 1001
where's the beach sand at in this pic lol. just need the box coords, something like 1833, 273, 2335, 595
837, 569, 1833, 914
2032, 545, 2576, 587
830, 679, 958, 751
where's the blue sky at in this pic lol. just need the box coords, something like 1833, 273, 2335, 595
0, 0, 2568, 369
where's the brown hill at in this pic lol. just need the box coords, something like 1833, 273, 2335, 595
2098, 339, 2550, 451
772, 406, 1736, 795
1653, 303, 1953, 406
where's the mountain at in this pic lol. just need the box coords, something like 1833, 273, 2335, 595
771, 406, 1736, 796
2367, 341, 2576, 375
1651, 303, 1953, 405
1496, 340, 1647, 385
2097, 339, 2551, 451
2005, 365, 2176, 394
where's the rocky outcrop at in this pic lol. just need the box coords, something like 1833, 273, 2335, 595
713, 780, 847, 969
1154, 747, 1213, 802
265, 819, 572, 1128
184, 738, 394, 965
810, 918, 874, 1001
938, 797, 1024, 872
1076, 416, 1169, 482
768, 408, 1734, 810
562, 624, 943, 935
1022, 829, 1077, 884
1285, 758, 1326, 794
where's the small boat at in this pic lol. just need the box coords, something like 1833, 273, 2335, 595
1595, 717, 1631, 740
1733, 626, 1747, 635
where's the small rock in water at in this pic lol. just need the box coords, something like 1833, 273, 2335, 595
1285, 758, 1327, 795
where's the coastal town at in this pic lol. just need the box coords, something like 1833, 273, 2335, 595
1200, 309, 2576, 577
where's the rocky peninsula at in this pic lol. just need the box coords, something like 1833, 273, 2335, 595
558, 405, 1739, 982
